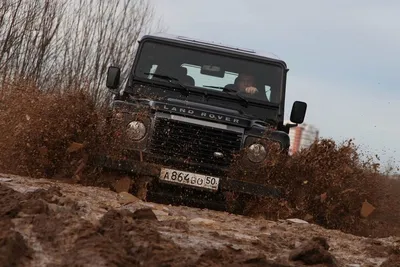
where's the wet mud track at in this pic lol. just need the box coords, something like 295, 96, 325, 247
0, 173, 399, 267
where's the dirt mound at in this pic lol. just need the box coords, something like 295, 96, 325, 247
381, 247, 400, 267
0, 220, 32, 267
0, 185, 32, 266
1, 179, 312, 267
2, 174, 399, 266
0, 182, 189, 266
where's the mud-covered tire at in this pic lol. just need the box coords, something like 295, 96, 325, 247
224, 192, 252, 215
130, 175, 153, 201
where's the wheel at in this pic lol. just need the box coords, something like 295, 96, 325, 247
224, 191, 250, 215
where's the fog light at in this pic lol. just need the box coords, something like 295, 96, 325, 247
126, 121, 146, 140
247, 143, 267, 163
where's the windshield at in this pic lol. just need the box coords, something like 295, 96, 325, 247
134, 41, 284, 104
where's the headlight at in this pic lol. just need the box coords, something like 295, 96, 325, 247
126, 121, 146, 140
247, 143, 267, 163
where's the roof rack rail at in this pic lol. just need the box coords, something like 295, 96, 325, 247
176, 36, 256, 54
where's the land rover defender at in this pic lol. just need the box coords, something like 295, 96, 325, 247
99, 33, 307, 212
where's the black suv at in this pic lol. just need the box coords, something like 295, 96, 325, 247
100, 33, 307, 212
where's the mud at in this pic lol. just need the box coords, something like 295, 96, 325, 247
288, 237, 338, 266
0, 173, 399, 267
0, 220, 32, 267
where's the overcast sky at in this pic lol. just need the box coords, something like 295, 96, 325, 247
149, 0, 400, 167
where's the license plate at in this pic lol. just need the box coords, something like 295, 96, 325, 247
159, 168, 220, 191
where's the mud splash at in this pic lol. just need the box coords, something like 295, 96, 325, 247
230, 139, 400, 237
0, 82, 399, 239
0, 81, 110, 178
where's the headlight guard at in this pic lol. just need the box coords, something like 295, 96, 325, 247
244, 136, 282, 164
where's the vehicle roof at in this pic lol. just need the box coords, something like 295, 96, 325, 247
139, 32, 287, 68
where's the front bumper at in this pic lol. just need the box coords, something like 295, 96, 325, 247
93, 155, 282, 198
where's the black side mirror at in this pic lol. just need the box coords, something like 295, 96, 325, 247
290, 101, 307, 124
106, 66, 121, 90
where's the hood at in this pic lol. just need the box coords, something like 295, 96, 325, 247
155, 98, 254, 128
113, 98, 273, 130
125, 81, 281, 125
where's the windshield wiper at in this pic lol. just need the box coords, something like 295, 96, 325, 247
144, 72, 189, 95
203, 85, 248, 107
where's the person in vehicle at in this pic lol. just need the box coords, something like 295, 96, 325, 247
235, 73, 259, 95
224, 73, 268, 100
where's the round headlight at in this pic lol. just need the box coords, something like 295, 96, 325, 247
126, 121, 146, 140
247, 143, 267, 163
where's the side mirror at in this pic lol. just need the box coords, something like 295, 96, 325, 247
290, 101, 307, 124
106, 66, 121, 90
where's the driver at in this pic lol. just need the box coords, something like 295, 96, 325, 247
235, 73, 259, 95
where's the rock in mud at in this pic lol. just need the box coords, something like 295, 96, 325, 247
286, 218, 309, 224
289, 236, 339, 266
0, 177, 12, 182
117, 191, 141, 205
360, 200, 376, 218
113, 177, 132, 193
189, 217, 216, 225
0, 185, 24, 217
132, 207, 158, 220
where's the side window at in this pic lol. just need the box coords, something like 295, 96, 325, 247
181, 63, 237, 90
264, 85, 271, 101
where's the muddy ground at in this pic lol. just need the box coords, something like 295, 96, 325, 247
1, 173, 399, 267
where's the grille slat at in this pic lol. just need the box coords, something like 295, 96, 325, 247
150, 134, 240, 149
149, 117, 242, 166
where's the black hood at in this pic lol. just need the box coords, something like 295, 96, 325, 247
154, 98, 254, 128
113, 98, 273, 130
124, 81, 281, 124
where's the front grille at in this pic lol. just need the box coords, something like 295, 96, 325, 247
149, 117, 242, 166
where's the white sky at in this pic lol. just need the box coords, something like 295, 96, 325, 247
149, 0, 400, 167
